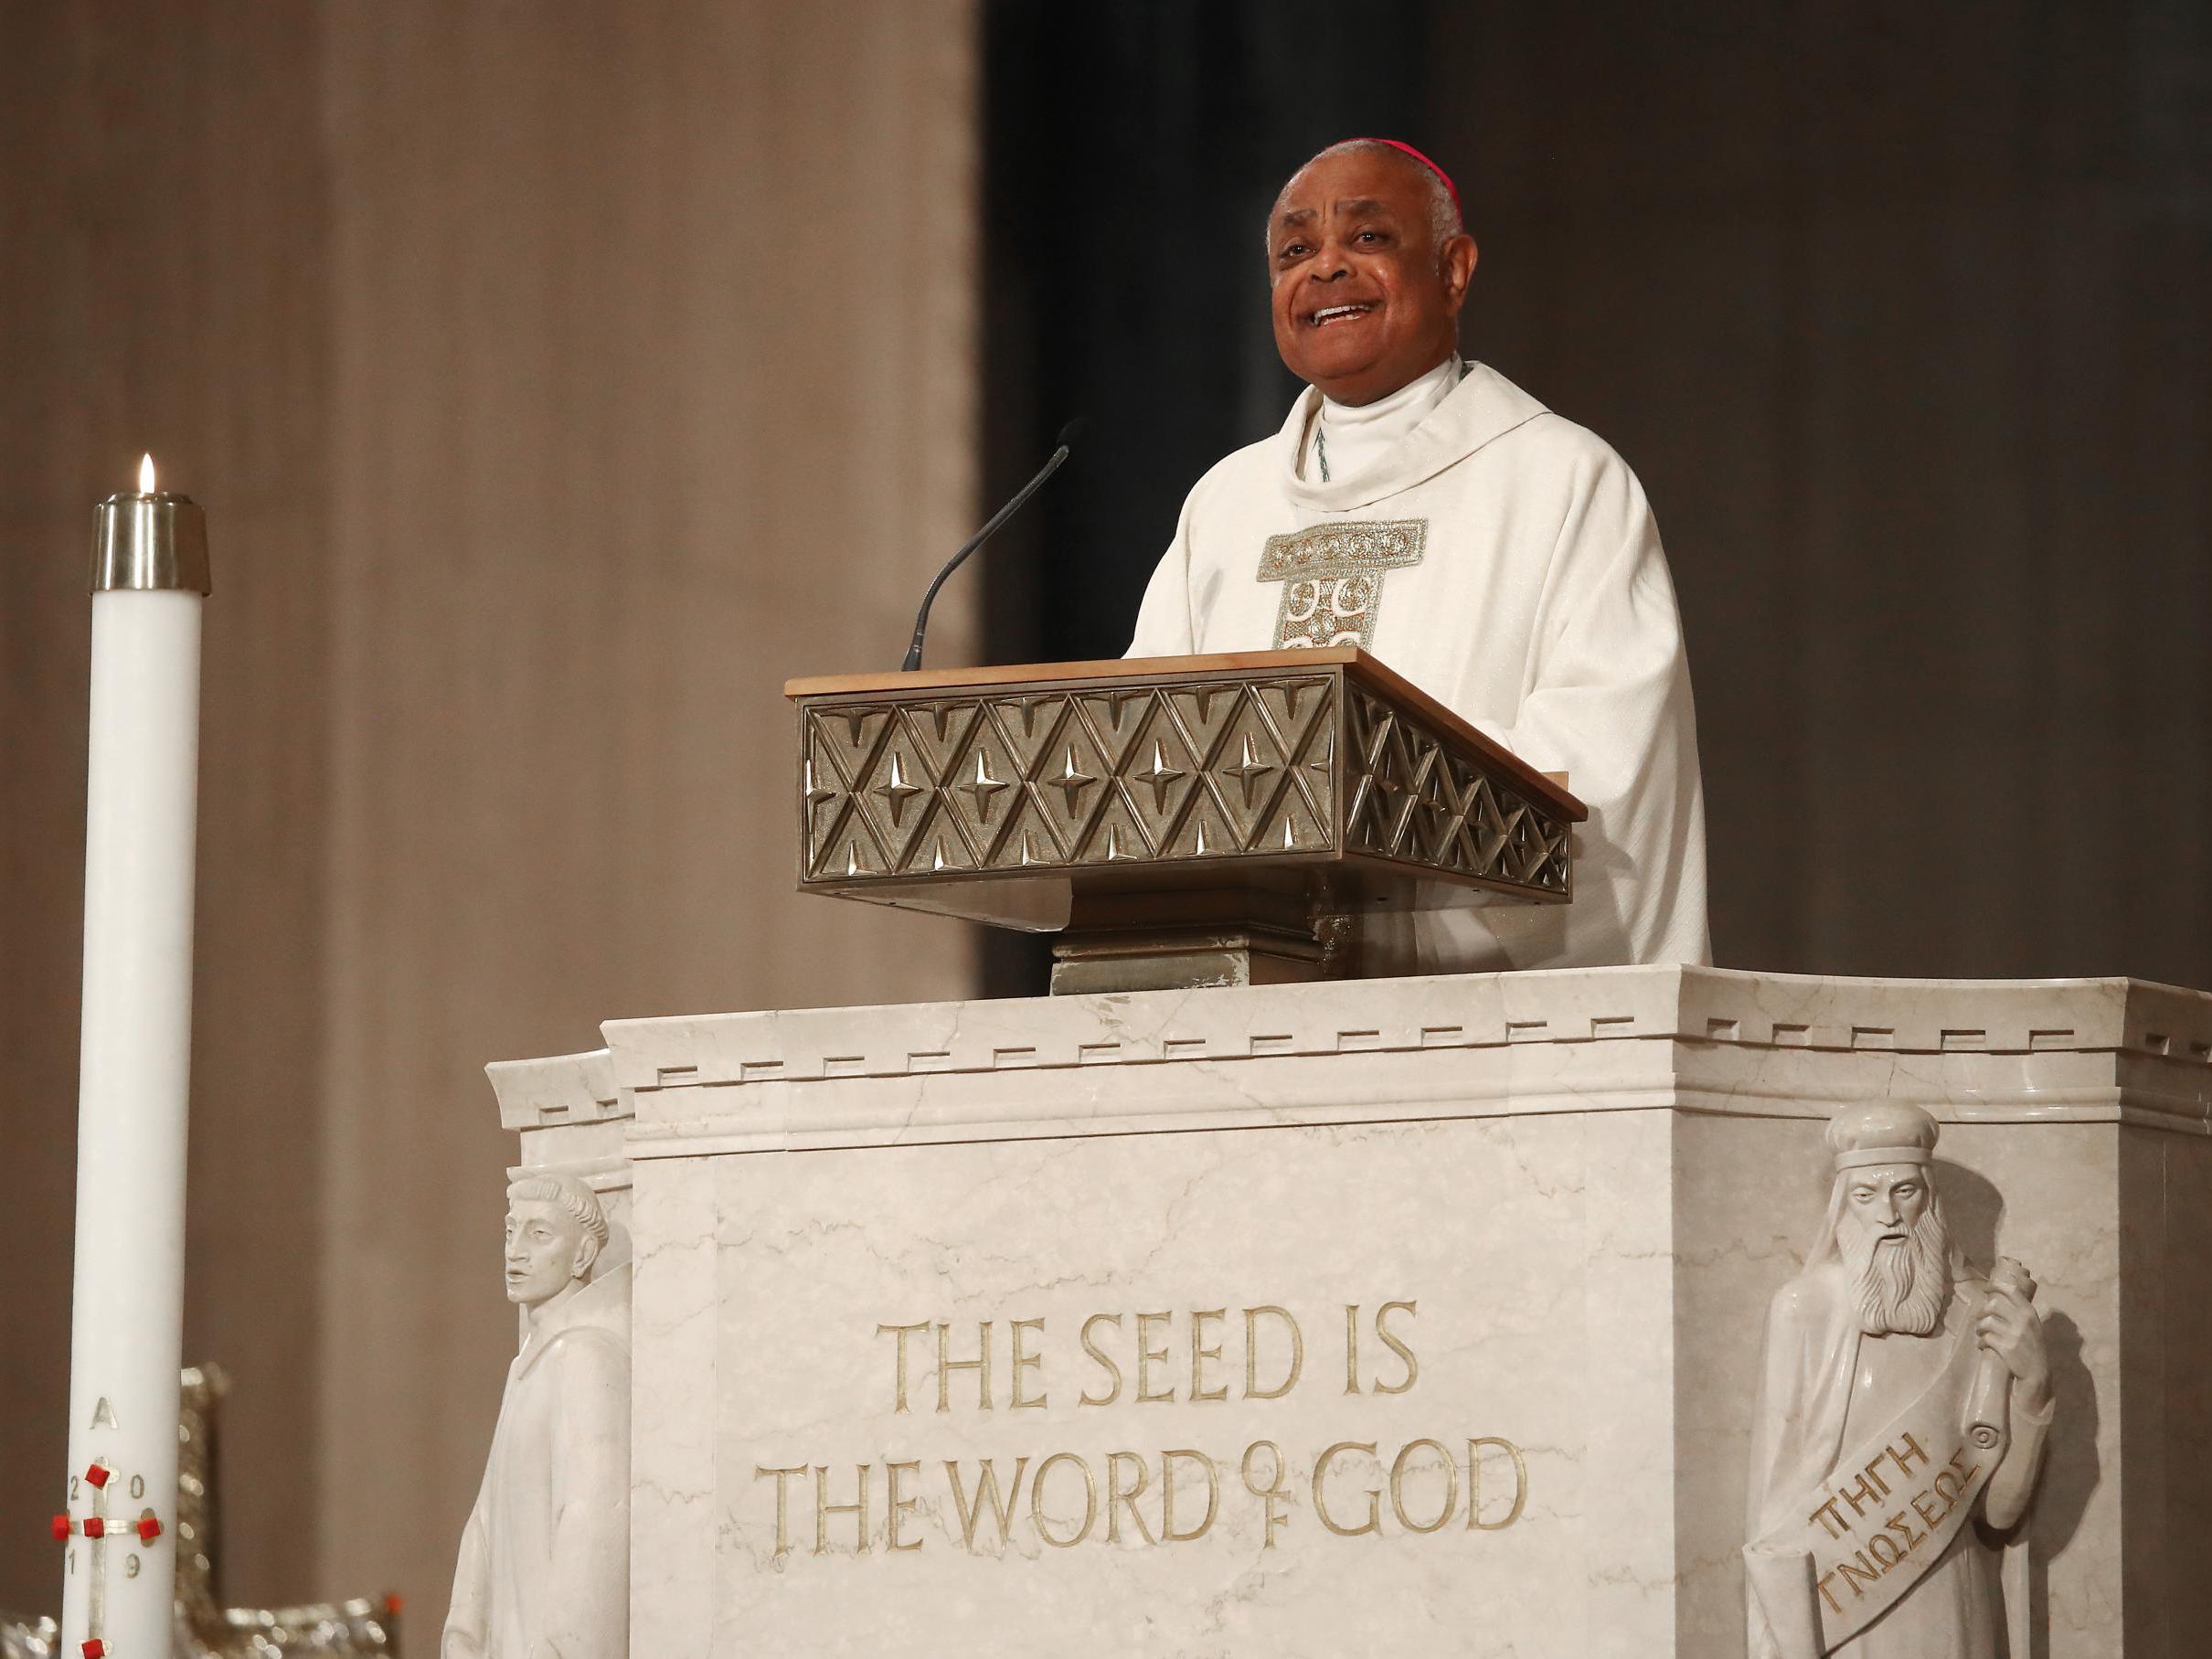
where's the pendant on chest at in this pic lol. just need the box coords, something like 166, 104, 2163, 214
1255, 518, 1427, 650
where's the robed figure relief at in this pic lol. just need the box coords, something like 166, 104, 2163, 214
445, 1174, 631, 1659
1745, 1102, 2054, 1658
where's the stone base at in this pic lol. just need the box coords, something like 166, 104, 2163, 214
494, 966, 2212, 1656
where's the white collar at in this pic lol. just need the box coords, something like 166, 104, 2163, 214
1303, 356, 1464, 484
1277, 360, 1552, 513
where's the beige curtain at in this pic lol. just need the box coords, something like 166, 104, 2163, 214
0, 0, 979, 1634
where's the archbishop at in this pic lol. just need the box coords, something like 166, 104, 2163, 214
1131, 138, 1708, 973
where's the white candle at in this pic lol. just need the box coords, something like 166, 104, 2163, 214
59, 454, 209, 1659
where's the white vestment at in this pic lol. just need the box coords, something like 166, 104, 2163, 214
445, 1264, 631, 1659
1129, 359, 1709, 972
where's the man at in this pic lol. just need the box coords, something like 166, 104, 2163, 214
446, 1174, 629, 1659
1744, 1102, 2053, 1657
1129, 138, 1707, 971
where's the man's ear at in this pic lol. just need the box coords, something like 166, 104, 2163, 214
571, 1232, 601, 1281
1441, 234, 1478, 313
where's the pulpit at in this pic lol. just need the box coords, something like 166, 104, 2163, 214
482, 650, 2212, 1657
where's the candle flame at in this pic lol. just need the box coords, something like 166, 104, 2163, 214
138, 453, 157, 493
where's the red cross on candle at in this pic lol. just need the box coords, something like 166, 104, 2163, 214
57, 1454, 167, 1656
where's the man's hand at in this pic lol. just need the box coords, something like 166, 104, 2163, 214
1976, 1273, 2052, 1415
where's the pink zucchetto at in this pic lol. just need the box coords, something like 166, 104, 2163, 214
1350, 136, 1462, 219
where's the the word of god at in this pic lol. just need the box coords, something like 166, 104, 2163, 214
754, 1437, 1529, 1558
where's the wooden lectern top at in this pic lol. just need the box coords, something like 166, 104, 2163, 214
786, 649, 1583, 823
785, 647, 1586, 988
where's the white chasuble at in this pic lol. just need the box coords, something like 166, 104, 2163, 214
1129, 359, 1710, 973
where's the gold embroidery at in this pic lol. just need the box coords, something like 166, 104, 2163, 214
1257, 519, 1427, 649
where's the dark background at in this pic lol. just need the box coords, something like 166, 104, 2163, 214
982, 0, 2212, 992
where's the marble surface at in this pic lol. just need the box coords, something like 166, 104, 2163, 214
488, 1047, 622, 1133
505, 968, 2212, 1654
630, 1112, 1679, 1654
607, 967, 2212, 1162
491, 1048, 633, 1230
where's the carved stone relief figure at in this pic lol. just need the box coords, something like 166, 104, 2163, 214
1744, 1101, 2053, 1657
445, 1174, 630, 1659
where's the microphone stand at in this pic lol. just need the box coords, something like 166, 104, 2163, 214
901, 420, 1083, 673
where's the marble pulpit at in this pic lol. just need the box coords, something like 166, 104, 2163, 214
488, 966, 2211, 1656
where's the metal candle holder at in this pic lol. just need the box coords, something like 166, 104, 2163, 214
93, 486, 211, 594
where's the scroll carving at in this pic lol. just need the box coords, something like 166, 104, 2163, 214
1745, 1103, 2053, 1657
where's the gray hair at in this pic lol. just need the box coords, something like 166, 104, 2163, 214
1265, 139, 1465, 261
506, 1172, 610, 1257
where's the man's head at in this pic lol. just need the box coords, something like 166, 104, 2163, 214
503, 1174, 610, 1309
1819, 1102, 1958, 1337
1266, 139, 1478, 407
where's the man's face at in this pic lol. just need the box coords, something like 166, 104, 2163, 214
1268, 148, 1476, 407
1837, 1164, 1949, 1337
504, 1198, 590, 1308
1840, 1165, 1932, 1247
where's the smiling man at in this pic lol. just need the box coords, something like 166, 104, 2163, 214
1129, 138, 1708, 971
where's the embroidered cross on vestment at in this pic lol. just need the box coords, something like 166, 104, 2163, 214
1256, 519, 1427, 650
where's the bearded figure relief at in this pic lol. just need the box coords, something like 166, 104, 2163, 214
1744, 1102, 2053, 1658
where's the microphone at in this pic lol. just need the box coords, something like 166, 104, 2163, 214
901, 417, 1086, 673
